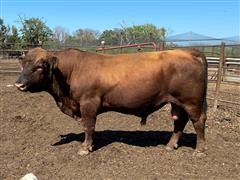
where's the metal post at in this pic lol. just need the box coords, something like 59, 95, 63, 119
159, 41, 165, 51
213, 42, 225, 111
119, 47, 122, 54
101, 41, 105, 54
120, 32, 123, 54
120, 32, 123, 46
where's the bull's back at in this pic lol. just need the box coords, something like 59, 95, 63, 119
99, 49, 204, 88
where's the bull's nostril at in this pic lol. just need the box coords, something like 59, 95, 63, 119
15, 83, 27, 91
15, 83, 24, 88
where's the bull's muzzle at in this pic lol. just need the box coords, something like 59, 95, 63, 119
15, 82, 27, 91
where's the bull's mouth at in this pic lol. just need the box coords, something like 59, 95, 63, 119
15, 83, 28, 91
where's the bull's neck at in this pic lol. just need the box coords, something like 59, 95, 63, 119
48, 66, 71, 105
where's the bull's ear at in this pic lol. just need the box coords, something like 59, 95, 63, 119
46, 55, 58, 70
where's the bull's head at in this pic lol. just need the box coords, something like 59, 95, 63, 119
15, 48, 58, 92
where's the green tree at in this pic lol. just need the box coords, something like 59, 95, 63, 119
100, 24, 167, 46
65, 35, 78, 46
6, 25, 21, 49
99, 29, 123, 45
123, 24, 167, 44
19, 17, 52, 47
0, 18, 9, 49
158, 27, 167, 41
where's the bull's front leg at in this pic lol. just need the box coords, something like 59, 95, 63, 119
77, 97, 100, 156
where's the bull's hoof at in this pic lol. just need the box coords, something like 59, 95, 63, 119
166, 143, 178, 151
77, 144, 93, 156
77, 149, 90, 156
166, 146, 173, 151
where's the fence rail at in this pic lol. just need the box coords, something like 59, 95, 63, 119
96, 42, 157, 53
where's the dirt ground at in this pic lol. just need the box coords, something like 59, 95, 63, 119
0, 60, 240, 180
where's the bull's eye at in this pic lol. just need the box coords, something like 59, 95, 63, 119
36, 67, 43, 71
33, 66, 43, 72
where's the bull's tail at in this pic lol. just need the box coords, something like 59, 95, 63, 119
190, 49, 208, 114
200, 52, 208, 114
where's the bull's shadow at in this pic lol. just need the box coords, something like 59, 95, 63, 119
52, 130, 196, 151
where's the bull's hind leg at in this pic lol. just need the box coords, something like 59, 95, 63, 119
78, 97, 100, 156
166, 103, 189, 150
184, 104, 207, 154
192, 113, 207, 153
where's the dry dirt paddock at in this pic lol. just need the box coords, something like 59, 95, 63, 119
0, 60, 240, 180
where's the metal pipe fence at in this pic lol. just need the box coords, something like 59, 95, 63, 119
0, 41, 239, 111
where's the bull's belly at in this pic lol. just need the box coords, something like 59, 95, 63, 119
101, 101, 167, 117
104, 79, 161, 104
101, 87, 168, 116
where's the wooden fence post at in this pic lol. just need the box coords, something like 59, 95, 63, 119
213, 42, 225, 111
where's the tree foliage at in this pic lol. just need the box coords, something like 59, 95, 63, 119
124, 24, 166, 44
99, 24, 167, 45
1, 17, 168, 49
19, 17, 52, 46
0, 18, 9, 48
99, 29, 123, 45
6, 25, 21, 49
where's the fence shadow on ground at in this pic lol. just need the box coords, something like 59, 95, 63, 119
52, 130, 196, 151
